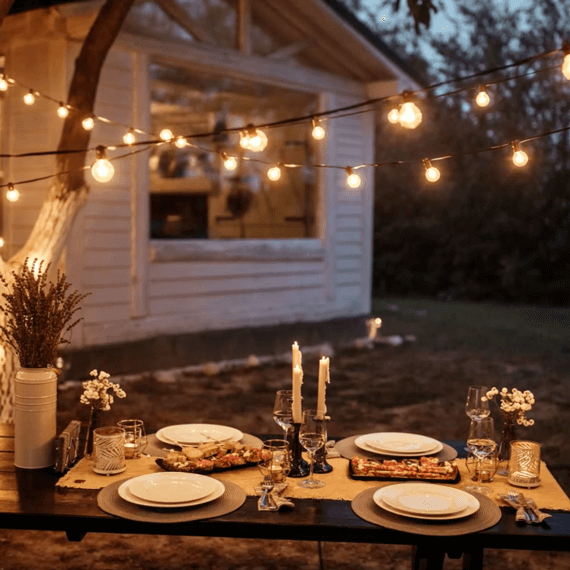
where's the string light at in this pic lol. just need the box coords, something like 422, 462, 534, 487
91, 146, 115, 182
247, 128, 268, 152
345, 166, 362, 189
6, 183, 20, 202
123, 129, 136, 145
0, 237, 4, 248
82, 116, 95, 131
23, 90, 35, 105
57, 103, 69, 118
174, 136, 188, 148
267, 164, 282, 181
0, 76, 8, 91
398, 93, 422, 129
511, 141, 528, 167
475, 85, 490, 107
311, 119, 326, 140
222, 153, 238, 171
159, 128, 173, 141
423, 158, 441, 182
239, 130, 250, 149
387, 107, 400, 124
562, 48, 570, 80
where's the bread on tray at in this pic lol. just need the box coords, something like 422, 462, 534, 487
350, 455, 459, 482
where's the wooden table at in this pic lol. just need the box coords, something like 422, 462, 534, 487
1, 424, 569, 570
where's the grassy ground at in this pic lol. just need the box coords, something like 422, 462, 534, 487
3, 297, 570, 569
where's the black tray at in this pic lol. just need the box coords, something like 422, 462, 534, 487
348, 460, 461, 484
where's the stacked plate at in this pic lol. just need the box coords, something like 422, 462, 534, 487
156, 424, 244, 446
119, 472, 225, 508
374, 483, 480, 520
355, 432, 443, 456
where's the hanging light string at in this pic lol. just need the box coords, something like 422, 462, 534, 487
0, 44, 566, 154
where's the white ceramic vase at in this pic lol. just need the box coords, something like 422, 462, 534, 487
14, 367, 57, 469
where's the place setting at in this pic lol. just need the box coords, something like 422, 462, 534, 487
97, 471, 246, 523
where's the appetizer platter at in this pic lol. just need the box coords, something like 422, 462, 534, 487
155, 440, 271, 474
350, 455, 460, 483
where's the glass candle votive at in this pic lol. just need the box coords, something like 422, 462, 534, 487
465, 451, 499, 482
117, 419, 147, 459
93, 426, 126, 475
508, 440, 541, 488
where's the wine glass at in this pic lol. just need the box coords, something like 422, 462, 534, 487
298, 410, 327, 489
465, 385, 490, 421
465, 417, 496, 495
273, 390, 293, 438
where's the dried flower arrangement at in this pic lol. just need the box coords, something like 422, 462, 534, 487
0, 258, 89, 368
80, 369, 126, 411
482, 387, 535, 426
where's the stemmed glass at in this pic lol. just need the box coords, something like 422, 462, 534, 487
465, 417, 496, 495
257, 439, 291, 511
465, 386, 490, 421
273, 390, 293, 438
298, 410, 327, 489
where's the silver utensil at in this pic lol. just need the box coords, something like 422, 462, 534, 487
507, 491, 533, 523
258, 476, 278, 511
513, 492, 552, 523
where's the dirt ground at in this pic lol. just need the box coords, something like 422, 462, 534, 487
1, 304, 569, 569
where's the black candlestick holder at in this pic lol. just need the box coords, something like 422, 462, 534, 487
313, 415, 332, 473
287, 422, 309, 477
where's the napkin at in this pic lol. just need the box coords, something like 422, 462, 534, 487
255, 482, 295, 510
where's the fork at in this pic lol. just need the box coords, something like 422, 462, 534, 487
507, 491, 533, 523
512, 492, 552, 523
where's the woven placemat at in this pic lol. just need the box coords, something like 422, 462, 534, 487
145, 433, 264, 458
335, 435, 458, 462
97, 478, 246, 523
352, 488, 501, 536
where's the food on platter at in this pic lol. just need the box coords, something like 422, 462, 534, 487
156, 440, 272, 473
350, 455, 459, 482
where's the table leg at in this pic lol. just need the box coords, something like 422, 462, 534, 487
412, 545, 445, 570
462, 547, 484, 570
65, 529, 86, 542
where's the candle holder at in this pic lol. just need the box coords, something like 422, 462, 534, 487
287, 422, 309, 478
313, 415, 332, 474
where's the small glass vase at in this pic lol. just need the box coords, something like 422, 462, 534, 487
84, 407, 105, 459
497, 413, 517, 475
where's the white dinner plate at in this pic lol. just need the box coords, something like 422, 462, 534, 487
119, 477, 225, 508
374, 484, 479, 520
128, 472, 218, 503
355, 433, 443, 457
156, 424, 244, 446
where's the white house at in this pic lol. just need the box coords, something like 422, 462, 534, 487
0, 0, 421, 376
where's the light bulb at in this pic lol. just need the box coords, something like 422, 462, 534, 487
0, 237, 4, 247
159, 128, 173, 141
222, 154, 237, 171
311, 120, 326, 140
511, 141, 528, 167
57, 103, 69, 118
267, 165, 282, 181
82, 116, 95, 131
247, 129, 268, 152
423, 159, 440, 182
387, 108, 400, 124
0, 77, 8, 91
239, 131, 250, 149
6, 184, 19, 202
512, 150, 528, 167
475, 86, 490, 107
398, 101, 422, 129
175, 137, 187, 149
123, 129, 135, 145
23, 90, 35, 105
561, 52, 570, 80
91, 146, 115, 182
345, 167, 362, 189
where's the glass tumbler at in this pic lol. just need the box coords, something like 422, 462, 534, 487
508, 440, 541, 488
117, 419, 147, 459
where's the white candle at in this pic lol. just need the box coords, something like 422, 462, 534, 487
292, 364, 303, 424
292, 341, 302, 371
316, 356, 330, 419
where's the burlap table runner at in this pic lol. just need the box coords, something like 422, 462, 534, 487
57, 453, 570, 511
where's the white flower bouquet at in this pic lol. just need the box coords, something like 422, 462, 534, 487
482, 387, 535, 426
80, 369, 126, 411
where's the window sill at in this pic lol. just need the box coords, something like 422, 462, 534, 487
150, 238, 326, 263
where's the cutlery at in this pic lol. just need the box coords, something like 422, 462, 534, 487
258, 476, 278, 511
511, 491, 552, 523
507, 491, 533, 523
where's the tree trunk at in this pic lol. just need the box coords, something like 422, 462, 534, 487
0, 0, 135, 422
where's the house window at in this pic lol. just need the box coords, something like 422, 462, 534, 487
149, 62, 319, 240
